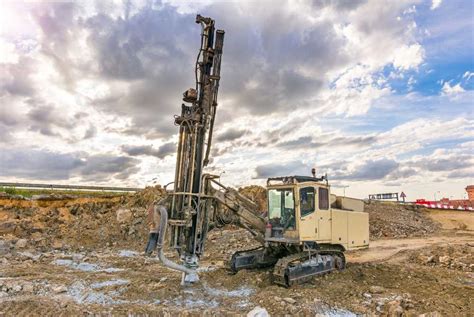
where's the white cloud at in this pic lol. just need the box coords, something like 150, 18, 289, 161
431, 0, 442, 10
463, 71, 474, 81
441, 81, 465, 95
0, 39, 19, 64
392, 44, 425, 70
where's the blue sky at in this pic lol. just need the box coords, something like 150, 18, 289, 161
0, 0, 473, 200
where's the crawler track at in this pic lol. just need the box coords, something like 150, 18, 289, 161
273, 250, 346, 287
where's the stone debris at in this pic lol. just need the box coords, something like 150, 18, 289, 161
365, 201, 440, 239
238, 185, 267, 213
0, 185, 165, 250
0, 185, 473, 316
247, 306, 269, 317
409, 243, 474, 272
53, 285, 68, 294
283, 297, 296, 304
15, 238, 27, 249
116, 208, 132, 224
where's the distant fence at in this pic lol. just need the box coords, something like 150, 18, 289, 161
0, 182, 143, 192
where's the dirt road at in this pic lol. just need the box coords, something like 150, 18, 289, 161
347, 232, 474, 263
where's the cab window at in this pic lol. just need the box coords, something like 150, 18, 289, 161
319, 187, 329, 210
300, 187, 315, 217
268, 188, 296, 229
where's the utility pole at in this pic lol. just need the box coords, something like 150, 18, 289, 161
341, 185, 349, 197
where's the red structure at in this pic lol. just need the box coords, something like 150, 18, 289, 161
415, 185, 474, 211
467, 185, 474, 201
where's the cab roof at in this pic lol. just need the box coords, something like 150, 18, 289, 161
267, 175, 327, 186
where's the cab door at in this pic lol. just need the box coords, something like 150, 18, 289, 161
298, 186, 317, 241
317, 187, 332, 241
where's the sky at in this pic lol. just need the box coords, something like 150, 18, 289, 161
0, 0, 473, 201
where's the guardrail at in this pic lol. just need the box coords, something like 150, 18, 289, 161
0, 182, 143, 192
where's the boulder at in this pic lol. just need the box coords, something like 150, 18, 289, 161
283, 297, 297, 304
439, 256, 450, 264
0, 221, 16, 235
15, 239, 28, 249
247, 306, 269, 317
116, 208, 132, 224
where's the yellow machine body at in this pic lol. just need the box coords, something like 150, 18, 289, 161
266, 180, 369, 251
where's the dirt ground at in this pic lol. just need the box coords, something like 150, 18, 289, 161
426, 209, 474, 231
1, 191, 474, 316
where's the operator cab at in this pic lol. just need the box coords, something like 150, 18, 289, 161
265, 175, 328, 243
267, 187, 296, 236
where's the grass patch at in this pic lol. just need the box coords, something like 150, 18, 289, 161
0, 187, 131, 198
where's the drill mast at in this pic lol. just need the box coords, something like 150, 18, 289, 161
170, 15, 224, 275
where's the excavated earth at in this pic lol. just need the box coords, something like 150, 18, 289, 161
1, 187, 473, 316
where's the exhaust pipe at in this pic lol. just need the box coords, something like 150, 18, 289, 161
154, 204, 199, 284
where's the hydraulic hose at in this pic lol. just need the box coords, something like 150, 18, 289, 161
154, 204, 197, 276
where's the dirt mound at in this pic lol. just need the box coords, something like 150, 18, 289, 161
366, 201, 440, 239
0, 186, 166, 250
238, 185, 267, 212
426, 209, 474, 231
408, 243, 474, 272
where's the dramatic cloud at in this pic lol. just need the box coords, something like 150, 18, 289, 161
254, 160, 311, 179
0, 0, 472, 200
79, 154, 140, 181
121, 142, 177, 159
334, 159, 400, 181
0, 148, 140, 182
0, 148, 84, 180
410, 155, 472, 172
216, 128, 247, 142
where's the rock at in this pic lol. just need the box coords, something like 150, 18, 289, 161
22, 283, 34, 293
52, 240, 63, 250
392, 305, 404, 316
363, 292, 372, 299
159, 277, 168, 283
116, 208, 132, 224
0, 240, 11, 254
15, 239, 28, 249
369, 286, 385, 294
0, 221, 17, 235
283, 297, 296, 304
19, 251, 38, 260
31, 232, 43, 242
53, 285, 67, 293
247, 306, 269, 317
72, 253, 85, 262
439, 256, 450, 264
12, 284, 22, 292
424, 255, 435, 264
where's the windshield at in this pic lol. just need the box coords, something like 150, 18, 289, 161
268, 188, 296, 230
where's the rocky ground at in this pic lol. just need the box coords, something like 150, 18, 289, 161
1, 188, 473, 316
0, 186, 165, 250
365, 201, 441, 239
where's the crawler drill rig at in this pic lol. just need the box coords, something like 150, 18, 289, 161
147, 15, 369, 287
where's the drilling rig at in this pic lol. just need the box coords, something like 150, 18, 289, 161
146, 15, 369, 287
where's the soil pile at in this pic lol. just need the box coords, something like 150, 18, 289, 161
238, 185, 267, 212
0, 186, 166, 250
408, 243, 474, 272
366, 201, 440, 239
